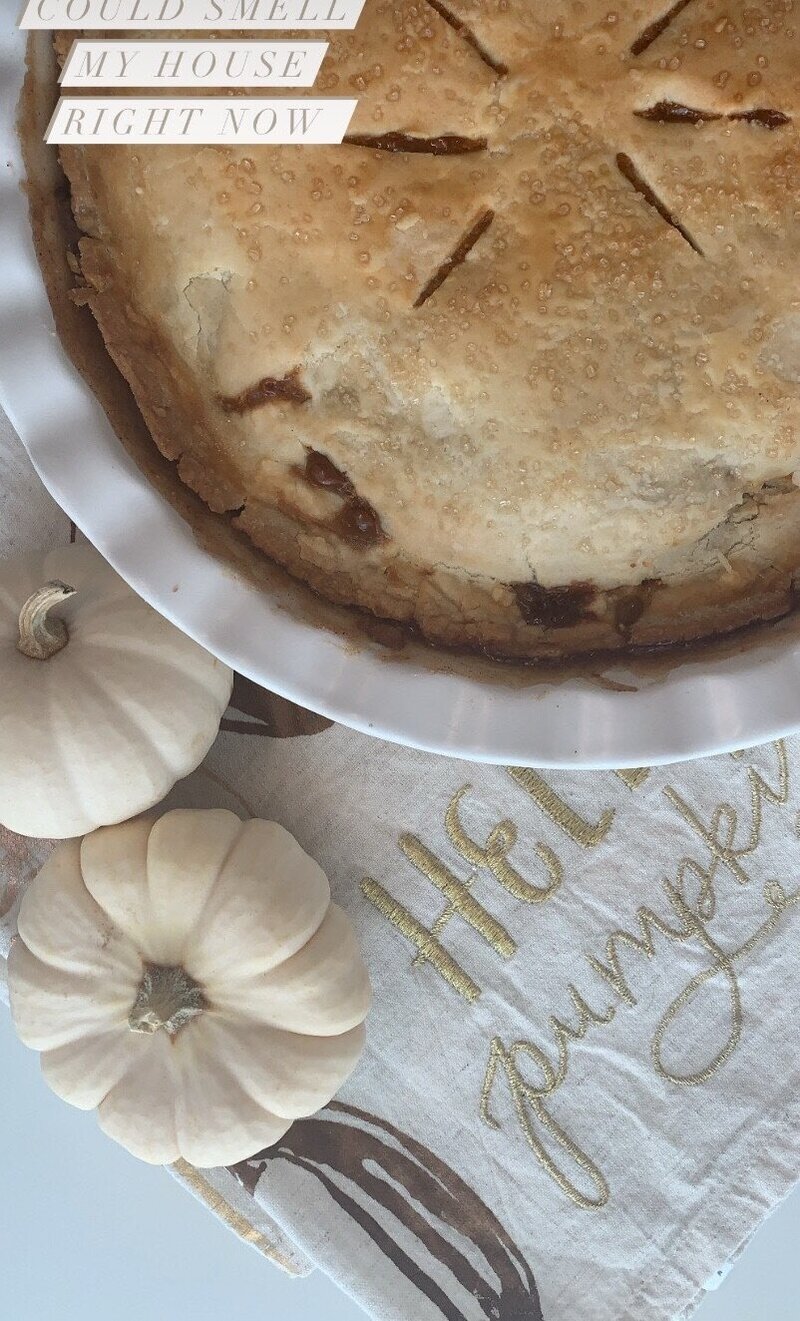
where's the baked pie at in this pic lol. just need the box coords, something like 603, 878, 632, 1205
53, 3, 800, 658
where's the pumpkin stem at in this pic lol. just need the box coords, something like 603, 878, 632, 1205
17, 580, 77, 661
128, 964, 206, 1038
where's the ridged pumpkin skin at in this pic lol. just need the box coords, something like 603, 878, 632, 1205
8, 809, 371, 1167
0, 544, 233, 838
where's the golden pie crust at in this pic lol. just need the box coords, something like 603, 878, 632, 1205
53, 4, 800, 659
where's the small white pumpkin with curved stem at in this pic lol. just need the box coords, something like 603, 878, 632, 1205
8, 809, 371, 1167
0, 544, 233, 838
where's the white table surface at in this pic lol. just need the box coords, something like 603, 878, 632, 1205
0, 1012, 796, 1320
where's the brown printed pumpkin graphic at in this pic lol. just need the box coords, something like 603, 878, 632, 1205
232, 1102, 543, 1321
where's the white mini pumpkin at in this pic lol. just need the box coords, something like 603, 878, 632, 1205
0, 544, 232, 838
8, 809, 371, 1167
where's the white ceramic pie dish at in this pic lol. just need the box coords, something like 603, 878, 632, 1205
3, 18, 800, 770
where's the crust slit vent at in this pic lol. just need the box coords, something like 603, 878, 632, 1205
424, 0, 509, 77
300, 450, 387, 549
630, 0, 696, 56
414, 209, 495, 309
635, 101, 790, 130
218, 369, 311, 414
343, 132, 488, 154
616, 152, 703, 256
634, 101, 720, 124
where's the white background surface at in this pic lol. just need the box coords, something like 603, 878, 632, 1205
0, 1009, 795, 1321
